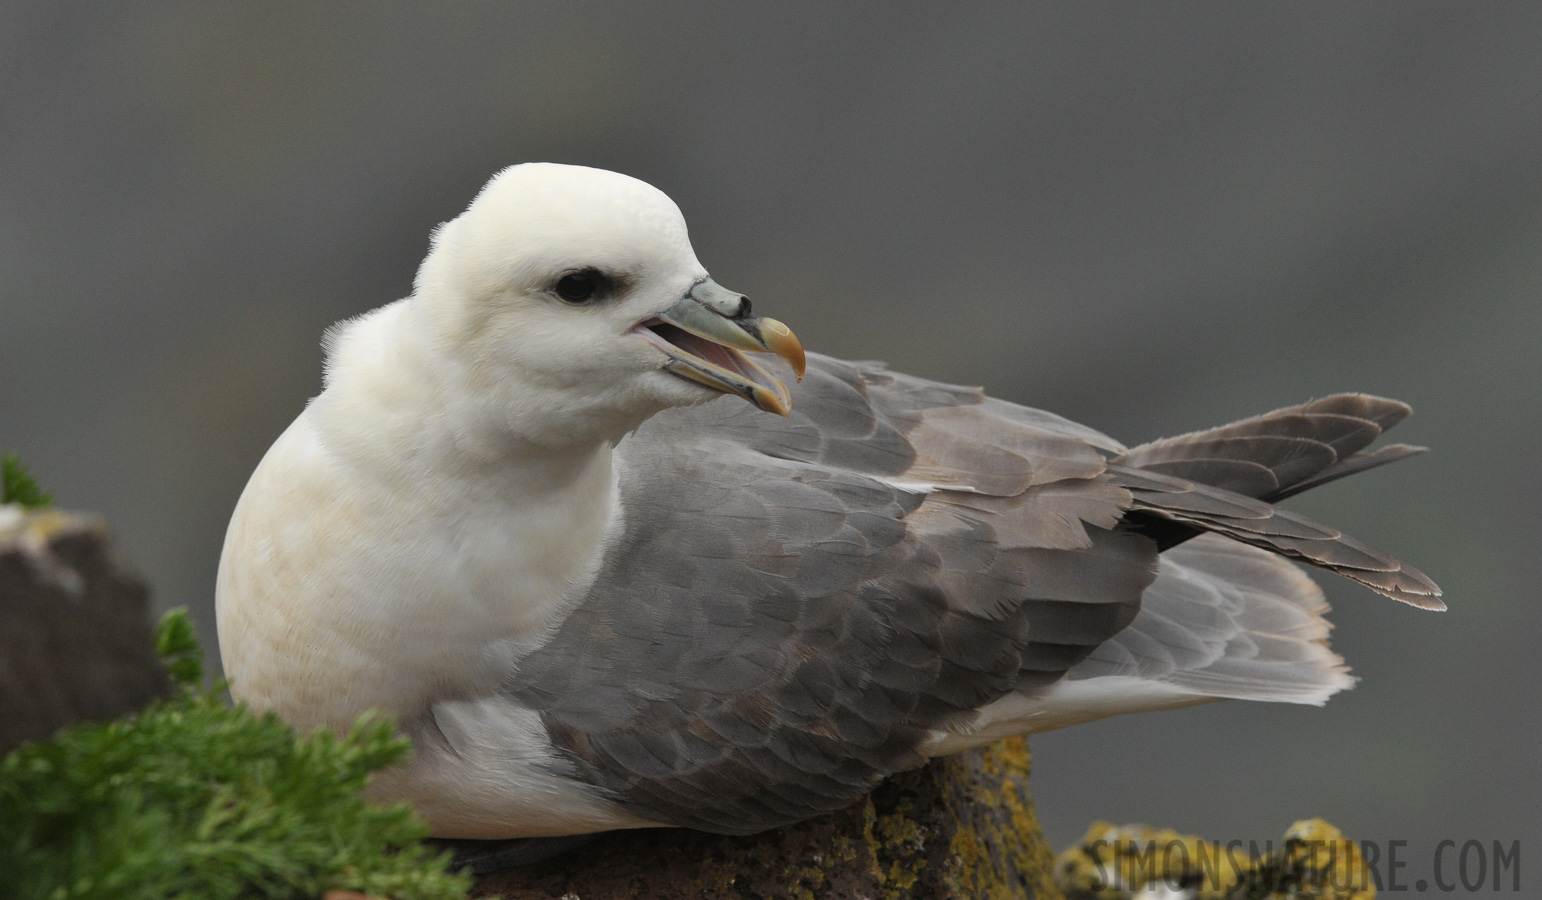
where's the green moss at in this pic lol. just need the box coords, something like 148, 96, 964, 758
0, 610, 472, 900
2, 451, 53, 509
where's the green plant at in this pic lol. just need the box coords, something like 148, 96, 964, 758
2, 451, 53, 508
0, 611, 472, 900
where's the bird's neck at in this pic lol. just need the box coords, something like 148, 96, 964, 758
316, 299, 633, 482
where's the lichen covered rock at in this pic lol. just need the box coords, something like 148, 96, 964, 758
1055, 818, 1374, 900
469, 736, 1063, 899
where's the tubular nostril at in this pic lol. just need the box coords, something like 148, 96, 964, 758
689, 279, 754, 318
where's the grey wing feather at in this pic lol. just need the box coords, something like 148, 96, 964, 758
1066, 534, 1354, 705
506, 354, 1150, 833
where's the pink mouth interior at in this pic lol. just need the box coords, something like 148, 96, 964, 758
646, 320, 764, 384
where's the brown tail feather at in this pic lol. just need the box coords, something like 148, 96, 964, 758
1108, 464, 1444, 610
1115, 393, 1415, 501
1266, 443, 1427, 502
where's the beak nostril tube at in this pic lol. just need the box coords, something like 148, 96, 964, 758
689, 278, 755, 317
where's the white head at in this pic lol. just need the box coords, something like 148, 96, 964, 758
387, 163, 803, 450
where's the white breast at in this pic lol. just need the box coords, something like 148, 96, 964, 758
215, 304, 623, 731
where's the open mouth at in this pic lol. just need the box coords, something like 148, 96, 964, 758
634, 317, 796, 416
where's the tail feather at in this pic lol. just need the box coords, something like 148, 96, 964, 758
1116, 393, 1414, 501
1149, 512, 1441, 609
1108, 466, 1444, 611
1267, 442, 1427, 502
1107, 393, 1443, 611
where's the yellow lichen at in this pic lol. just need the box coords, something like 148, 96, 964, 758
980, 733, 1032, 779
941, 738, 1065, 900
780, 862, 828, 900
1055, 818, 1374, 900
885, 859, 925, 894
829, 833, 860, 864
871, 794, 931, 899
947, 827, 1003, 899
1244, 818, 1375, 900
876, 812, 927, 853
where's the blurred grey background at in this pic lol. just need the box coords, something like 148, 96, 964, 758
4, 3, 1537, 889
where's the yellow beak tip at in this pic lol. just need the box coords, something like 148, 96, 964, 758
759, 317, 807, 382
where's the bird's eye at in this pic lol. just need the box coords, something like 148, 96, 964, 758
556, 271, 598, 303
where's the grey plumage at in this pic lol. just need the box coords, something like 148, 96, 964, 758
1067, 535, 1352, 704
1115, 393, 1430, 505
499, 354, 1439, 834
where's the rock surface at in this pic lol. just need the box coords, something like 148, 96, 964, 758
0, 506, 171, 754
465, 737, 1062, 900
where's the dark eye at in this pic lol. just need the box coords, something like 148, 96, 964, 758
556, 271, 598, 303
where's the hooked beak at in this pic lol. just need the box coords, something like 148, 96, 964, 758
633, 279, 806, 416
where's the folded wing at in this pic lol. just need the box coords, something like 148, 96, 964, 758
494, 360, 1438, 833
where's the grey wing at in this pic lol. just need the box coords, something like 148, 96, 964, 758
506, 355, 1154, 834
919, 533, 1357, 753
505, 363, 1440, 834
1064, 534, 1354, 705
